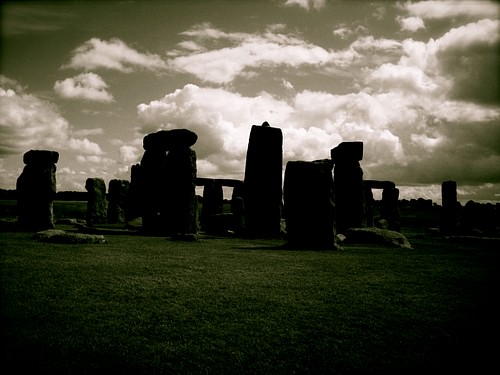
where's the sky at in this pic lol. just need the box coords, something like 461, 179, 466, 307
1, 0, 499, 204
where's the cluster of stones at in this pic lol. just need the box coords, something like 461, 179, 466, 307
85, 177, 130, 225
127, 129, 198, 236
16, 150, 59, 230
196, 178, 244, 235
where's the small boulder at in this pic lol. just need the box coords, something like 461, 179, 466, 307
345, 227, 412, 249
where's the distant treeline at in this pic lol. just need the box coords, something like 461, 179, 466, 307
0, 189, 87, 201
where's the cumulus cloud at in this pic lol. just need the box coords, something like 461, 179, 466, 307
167, 24, 404, 84
396, 19, 500, 104
136, 82, 500, 189
0, 76, 103, 157
397, 16, 425, 32
119, 145, 140, 164
402, 0, 499, 20
168, 24, 340, 84
63, 38, 167, 72
283, 0, 326, 11
54, 72, 114, 102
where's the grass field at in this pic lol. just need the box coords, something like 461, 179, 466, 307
1, 215, 499, 374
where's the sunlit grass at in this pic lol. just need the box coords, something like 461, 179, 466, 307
1, 228, 499, 374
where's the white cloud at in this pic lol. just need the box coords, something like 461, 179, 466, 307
136, 81, 500, 187
402, 0, 499, 20
284, 0, 326, 11
368, 63, 439, 93
63, 38, 167, 72
397, 19, 500, 104
168, 25, 339, 84
119, 145, 140, 164
167, 24, 405, 84
68, 138, 103, 155
54, 72, 114, 102
0, 77, 103, 158
397, 16, 425, 32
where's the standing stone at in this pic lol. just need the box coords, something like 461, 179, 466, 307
163, 147, 197, 235
200, 180, 224, 231
363, 185, 375, 228
380, 187, 401, 232
125, 163, 142, 221
107, 179, 130, 224
140, 129, 198, 235
243, 122, 283, 238
85, 178, 108, 225
16, 150, 59, 230
283, 160, 336, 249
331, 142, 366, 234
441, 180, 458, 235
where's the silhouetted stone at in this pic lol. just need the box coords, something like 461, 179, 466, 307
200, 180, 224, 231
441, 180, 458, 235
243, 123, 283, 238
107, 179, 130, 224
380, 187, 401, 231
331, 141, 363, 163
363, 185, 375, 227
125, 163, 142, 221
16, 150, 59, 230
23, 150, 59, 165
143, 129, 197, 151
283, 160, 336, 249
85, 178, 108, 225
331, 142, 366, 234
140, 130, 198, 235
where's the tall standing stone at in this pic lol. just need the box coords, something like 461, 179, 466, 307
140, 129, 198, 235
107, 179, 130, 224
331, 142, 366, 234
441, 180, 458, 235
200, 180, 224, 231
243, 122, 283, 238
85, 178, 108, 225
125, 163, 142, 221
16, 150, 59, 230
283, 160, 336, 249
380, 187, 401, 232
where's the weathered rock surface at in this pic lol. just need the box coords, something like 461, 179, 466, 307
16, 149, 59, 230
86, 178, 108, 225
107, 179, 129, 224
332, 142, 366, 234
33, 229, 107, 244
345, 227, 412, 248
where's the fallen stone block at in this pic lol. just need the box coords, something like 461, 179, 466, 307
345, 227, 412, 249
33, 229, 107, 244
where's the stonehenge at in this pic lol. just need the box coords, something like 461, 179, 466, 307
15, 126, 485, 246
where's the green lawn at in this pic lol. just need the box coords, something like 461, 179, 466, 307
1, 226, 499, 374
